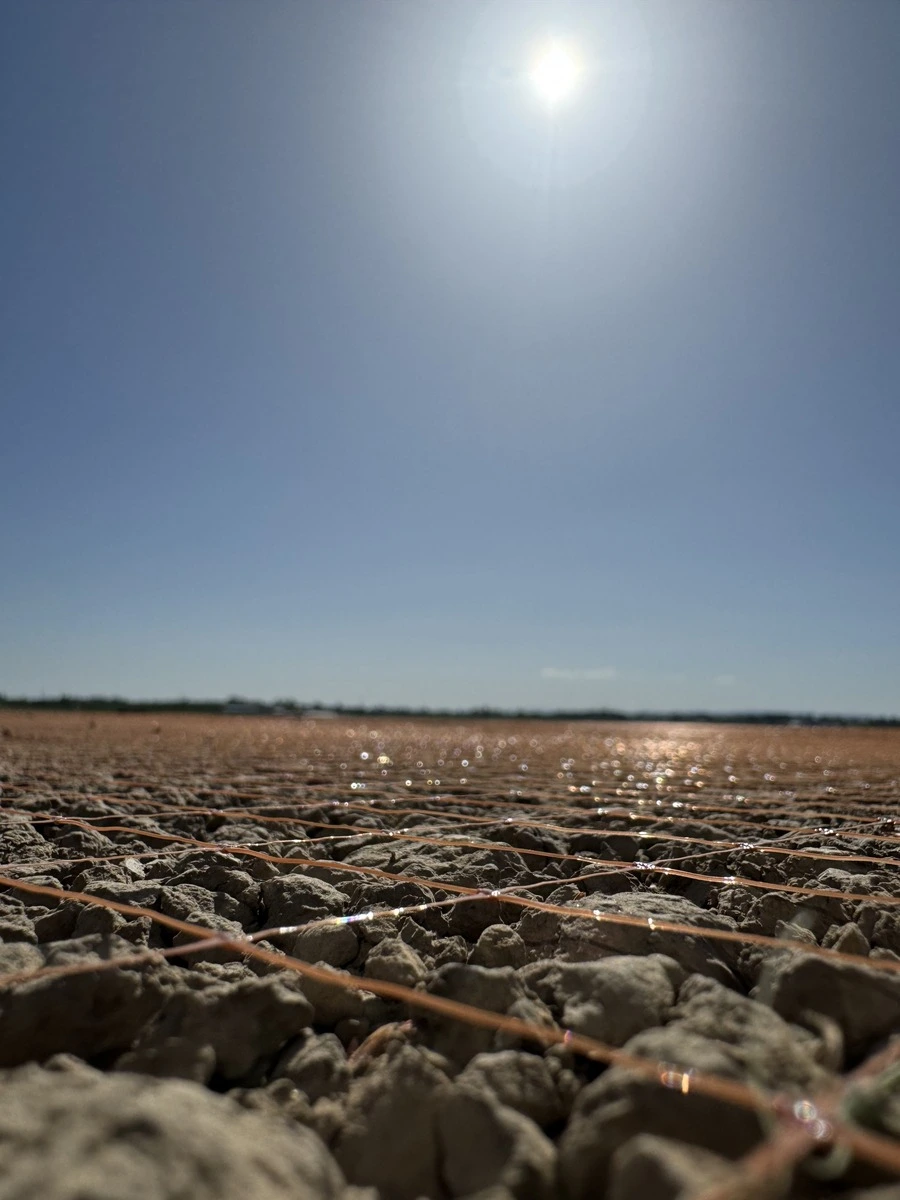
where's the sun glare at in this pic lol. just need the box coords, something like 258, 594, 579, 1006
530, 43, 581, 106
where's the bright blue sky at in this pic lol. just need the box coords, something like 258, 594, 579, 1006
2, 1, 898, 715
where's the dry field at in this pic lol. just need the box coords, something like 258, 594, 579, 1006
1, 710, 900, 1199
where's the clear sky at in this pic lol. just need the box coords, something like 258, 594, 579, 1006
2, 1, 898, 715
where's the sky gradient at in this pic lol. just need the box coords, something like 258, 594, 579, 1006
2, 1, 899, 715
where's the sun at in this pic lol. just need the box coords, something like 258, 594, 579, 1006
530, 42, 582, 106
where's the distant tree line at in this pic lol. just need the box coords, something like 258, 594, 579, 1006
0, 694, 897, 727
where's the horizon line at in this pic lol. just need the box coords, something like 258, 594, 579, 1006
1, 694, 898, 727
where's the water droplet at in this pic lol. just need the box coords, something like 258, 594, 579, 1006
790, 1098, 832, 1140
658, 1064, 692, 1093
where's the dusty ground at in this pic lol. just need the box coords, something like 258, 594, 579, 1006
1, 711, 900, 1199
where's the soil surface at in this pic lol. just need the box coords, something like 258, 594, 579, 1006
1, 711, 900, 1199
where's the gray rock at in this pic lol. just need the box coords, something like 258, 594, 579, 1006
544, 884, 586, 907
0, 937, 167, 1067
558, 1024, 761, 1200
116, 1036, 218, 1084
364, 938, 426, 987
457, 1050, 578, 1128
335, 1041, 557, 1200
119, 973, 313, 1082
30, 904, 77, 942
0, 911, 38, 944
471, 925, 528, 969
719, 885, 848, 942
262, 874, 348, 927
72, 904, 137, 939
82, 880, 163, 909
0, 822, 52, 865
0, 942, 43, 975
607, 1134, 737, 1200
273, 1032, 350, 1102
818, 868, 880, 897
72, 861, 145, 891
673, 974, 827, 1090
166, 862, 260, 910
516, 907, 562, 947
448, 893, 521, 942
520, 954, 683, 1046
159, 882, 255, 929
400, 917, 468, 967
423, 965, 556, 1067
293, 922, 359, 968
333, 1045, 450, 1200
171, 911, 248, 961
772, 919, 818, 945
823, 921, 871, 957
346, 842, 533, 897
353, 914, 401, 952
0, 1063, 346, 1200
346, 879, 435, 918
513, 886, 584, 951
559, 893, 740, 985
299, 966, 370, 1028
188, 958, 256, 984
439, 1087, 556, 1200
869, 912, 900, 957
227, 1075, 315, 1122
757, 952, 900, 1057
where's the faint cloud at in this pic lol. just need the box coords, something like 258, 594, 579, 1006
714, 674, 737, 687
541, 666, 617, 681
